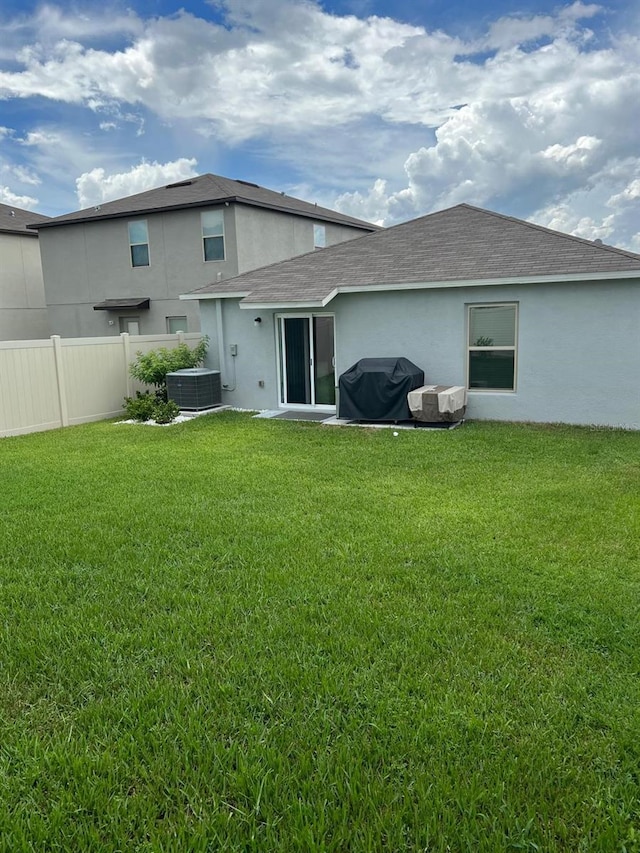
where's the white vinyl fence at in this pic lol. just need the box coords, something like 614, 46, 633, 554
0, 332, 203, 438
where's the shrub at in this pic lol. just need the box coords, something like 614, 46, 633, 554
152, 399, 180, 425
129, 338, 209, 391
124, 391, 157, 422
123, 393, 181, 424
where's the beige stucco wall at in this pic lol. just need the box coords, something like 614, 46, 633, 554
0, 231, 49, 340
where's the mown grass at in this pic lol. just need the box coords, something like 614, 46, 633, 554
0, 412, 638, 851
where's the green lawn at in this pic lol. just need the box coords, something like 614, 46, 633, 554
0, 413, 639, 851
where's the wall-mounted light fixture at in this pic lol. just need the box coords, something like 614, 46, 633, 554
254, 317, 262, 326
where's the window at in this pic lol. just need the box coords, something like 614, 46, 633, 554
128, 220, 149, 267
167, 316, 187, 334
313, 223, 326, 249
467, 303, 517, 391
202, 210, 225, 261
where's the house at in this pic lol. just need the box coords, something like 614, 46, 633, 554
0, 203, 50, 340
27, 174, 378, 338
183, 203, 640, 429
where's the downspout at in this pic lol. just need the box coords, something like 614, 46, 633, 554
216, 298, 236, 391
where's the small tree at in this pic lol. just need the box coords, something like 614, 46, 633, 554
129, 337, 209, 398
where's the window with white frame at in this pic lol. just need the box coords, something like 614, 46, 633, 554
128, 220, 150, 267
166, 316, 187, 334
313, 223, 326, 249
201, 210, 225, 261
467, 303, 518, 391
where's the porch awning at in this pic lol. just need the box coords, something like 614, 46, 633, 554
93, 298, 150, 311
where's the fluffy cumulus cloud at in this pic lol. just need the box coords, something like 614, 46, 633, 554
76, 158, 199, 208
0, 0, 639, 247
0, 185, 38, 208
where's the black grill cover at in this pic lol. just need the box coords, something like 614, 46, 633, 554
338, 357, 425, 421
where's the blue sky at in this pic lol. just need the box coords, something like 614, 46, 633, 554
0, 0, 639, 249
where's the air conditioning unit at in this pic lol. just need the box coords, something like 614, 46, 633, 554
166, 368, 222, 411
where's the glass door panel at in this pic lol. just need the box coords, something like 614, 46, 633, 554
313, 316, 335, 405
283, 317, 311, 404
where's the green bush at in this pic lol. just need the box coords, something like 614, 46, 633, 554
124, 391, 157, 422
129, 338, 209, 391
152, 399, 180, 424
123, 392, 181, 424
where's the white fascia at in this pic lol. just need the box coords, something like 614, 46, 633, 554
180, 291, 250, 301
192, 269, 640, 308
319, 269, 640, 305
239, 300, 326, 310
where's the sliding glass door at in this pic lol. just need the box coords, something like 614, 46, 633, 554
278, 315, 336, 407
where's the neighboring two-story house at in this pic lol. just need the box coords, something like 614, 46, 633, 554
28, 174, 378, 337
0, 203, 50, 341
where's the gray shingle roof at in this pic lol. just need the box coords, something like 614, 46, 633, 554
0, 203, 50, 236
188, 204, 640, 306
27, 173, 379, 232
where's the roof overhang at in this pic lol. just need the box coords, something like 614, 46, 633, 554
93, 298, 150, 311
180, 291, 251, 301
29, 197, 378, 232
236, 268, 640, 309
0, 227, 40, 237
240, 299, 327, 310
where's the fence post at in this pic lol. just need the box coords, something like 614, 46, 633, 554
177, 331, 185, 345
51, 335, 69, 427
121, 332, 132, 398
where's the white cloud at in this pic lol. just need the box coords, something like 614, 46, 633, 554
0, 3, 142, 57
333, 178, 390, 226
0, 5, 450, 136
6, 164, 41, 185
485, 1, 602, 50
19, 129, 63, 147
608, 177, 640, 206
0, 185, 38, 208
333, 9, 640, 249
0, 2, 621, 144
540, 135, 602, 168
0, 1, 638, 247
529, 157, 640, 250
75, 158, 199, 208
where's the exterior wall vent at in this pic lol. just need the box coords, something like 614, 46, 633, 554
166, 368, 222, 410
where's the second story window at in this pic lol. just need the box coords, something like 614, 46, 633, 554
128, 220, 150, 267
314, 223, 326, 249
202, 210, 225, 261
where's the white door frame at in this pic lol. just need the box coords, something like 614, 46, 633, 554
276, 313, 336, 411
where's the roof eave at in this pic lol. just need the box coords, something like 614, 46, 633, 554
30, 196, 238, 229
0, 227, 40, 237
30, 195, 378, 232
232, 268, 640, 310
239, 299, 328, 309
180, 291, 251, 301
330, 269, 640, 297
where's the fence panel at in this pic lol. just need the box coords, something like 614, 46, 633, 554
0, 332, 203, 438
